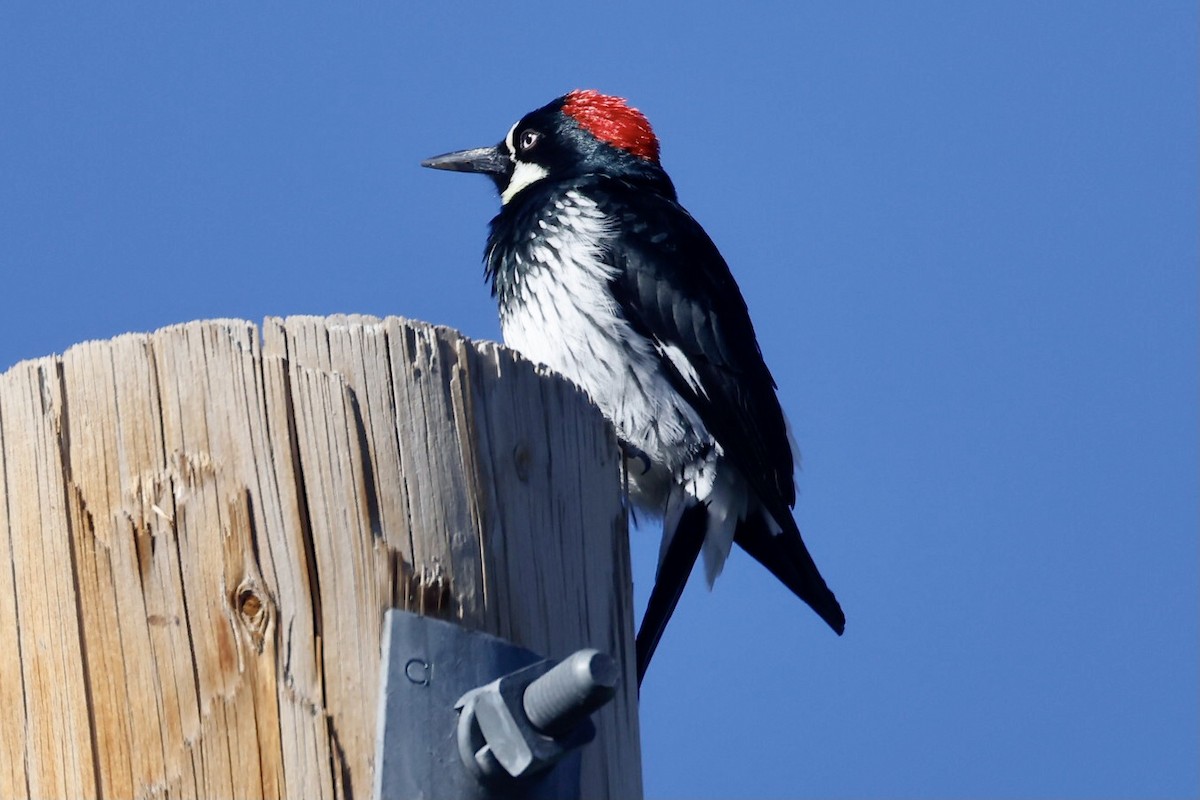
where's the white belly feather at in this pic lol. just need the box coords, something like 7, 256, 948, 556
497, 189, 749, 585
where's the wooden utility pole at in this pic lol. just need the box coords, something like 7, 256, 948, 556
0, 315, 641, 799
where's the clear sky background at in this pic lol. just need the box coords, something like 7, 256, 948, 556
1, 3, 1195, 798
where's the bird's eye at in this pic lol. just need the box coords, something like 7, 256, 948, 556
519, 129, 540, 151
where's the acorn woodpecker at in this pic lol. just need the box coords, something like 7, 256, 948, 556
422, 90, 844, 684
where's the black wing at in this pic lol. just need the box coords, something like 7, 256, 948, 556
592, 179, 845, 684
598, 179, 797, 512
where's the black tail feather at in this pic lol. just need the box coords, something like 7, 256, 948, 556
635, 502, 708, 686
637, 505, 844, 687
735, 512, 845, 635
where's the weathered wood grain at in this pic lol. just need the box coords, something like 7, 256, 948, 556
0, 315, 641, 799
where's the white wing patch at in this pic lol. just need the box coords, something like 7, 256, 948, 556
655, 339, 707, 399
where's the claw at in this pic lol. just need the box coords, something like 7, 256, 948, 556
620, 442, 652, 476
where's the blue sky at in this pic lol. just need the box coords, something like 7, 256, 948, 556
1, 3, 1195, 798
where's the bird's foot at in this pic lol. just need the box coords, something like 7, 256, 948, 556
620, 442, 652, 476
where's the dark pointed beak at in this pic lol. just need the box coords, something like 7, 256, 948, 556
420, 145, 511, 176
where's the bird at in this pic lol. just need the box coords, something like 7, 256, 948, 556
422, 90, 844, 684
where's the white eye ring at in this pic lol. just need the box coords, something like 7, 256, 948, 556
519, 129, 540, 150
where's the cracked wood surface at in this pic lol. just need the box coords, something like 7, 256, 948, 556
0, 315, 641, 800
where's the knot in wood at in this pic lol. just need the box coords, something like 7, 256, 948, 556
233, 580, 273, 653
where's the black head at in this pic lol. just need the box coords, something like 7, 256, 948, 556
422, 90, 671, 204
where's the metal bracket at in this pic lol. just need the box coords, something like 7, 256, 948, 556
373, 609, 617, 800
456, 648, 617, 784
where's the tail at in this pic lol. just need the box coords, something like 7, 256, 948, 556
735, 511, 845, 635
635, 502, 844, 687
635, 502, 708, 686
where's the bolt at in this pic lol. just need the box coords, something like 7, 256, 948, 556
522, 649, 617, 737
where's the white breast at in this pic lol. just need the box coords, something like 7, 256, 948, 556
498, 190, 752, 586
498, 191, 708, 485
